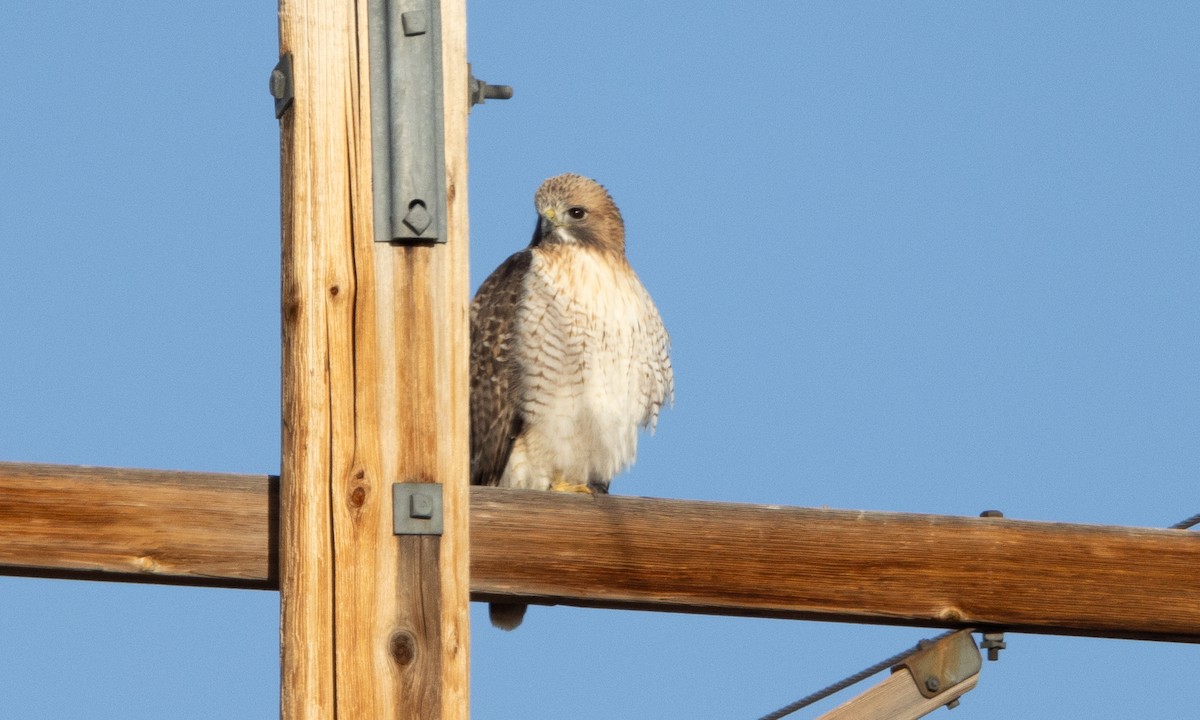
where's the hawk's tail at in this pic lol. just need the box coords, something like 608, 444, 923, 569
489, 602, 527, 631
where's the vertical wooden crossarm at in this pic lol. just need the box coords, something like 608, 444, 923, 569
278, 1, 470, 719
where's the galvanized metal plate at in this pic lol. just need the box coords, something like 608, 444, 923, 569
367, 0, 446, 244
392, 482, 444, 535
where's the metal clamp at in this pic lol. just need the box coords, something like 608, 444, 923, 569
893, 629, 982, 699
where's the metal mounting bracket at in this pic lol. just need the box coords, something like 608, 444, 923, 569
269, 53, 294, 119
368, 0, 446, 244
392, 483, 443, 535
893, 629, 982, 699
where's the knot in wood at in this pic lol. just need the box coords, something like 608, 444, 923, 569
389, 630, 417, 667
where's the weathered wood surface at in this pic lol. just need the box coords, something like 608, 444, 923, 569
0, 462, 275, 587
816, 669, 978, 720
2, 465, 1198, 643
277, 0, 471, 717
470, 489, 1200, 643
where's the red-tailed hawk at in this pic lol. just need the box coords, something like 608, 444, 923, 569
470, 173, 674, 629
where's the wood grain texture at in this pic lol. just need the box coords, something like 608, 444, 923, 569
278, 0, 342, 716
0, 462, 275, 587
816, 669, 978, 720
469, 488, 1200, 643
278, 0, 471, 717
2, 466, 1198, 643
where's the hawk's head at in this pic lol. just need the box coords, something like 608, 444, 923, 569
531, 173, 626, 254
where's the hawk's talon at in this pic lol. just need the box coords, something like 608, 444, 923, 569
549, 478, 595, 494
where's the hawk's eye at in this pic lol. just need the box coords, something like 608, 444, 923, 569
567, 206, 587, 220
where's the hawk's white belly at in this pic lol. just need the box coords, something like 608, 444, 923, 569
499, 248, 667, 490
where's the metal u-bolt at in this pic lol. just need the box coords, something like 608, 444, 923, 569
977, 510, 1007, 661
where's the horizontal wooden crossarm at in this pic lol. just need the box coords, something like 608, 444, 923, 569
1, 462, 1197, 642
0, 463, 278, 588
0, 462, 277, 588
470, 489, 1200, 642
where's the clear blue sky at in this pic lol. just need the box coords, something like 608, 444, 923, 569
2, 2, 1197, 718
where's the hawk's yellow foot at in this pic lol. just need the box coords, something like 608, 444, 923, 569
549, 475, 595, 494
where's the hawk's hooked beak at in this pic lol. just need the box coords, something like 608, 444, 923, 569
532, 208, 560, 245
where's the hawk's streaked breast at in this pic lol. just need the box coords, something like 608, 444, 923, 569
468, 173, 672, 629
500, 243, 671, 491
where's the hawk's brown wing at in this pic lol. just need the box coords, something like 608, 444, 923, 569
469, 250, 531, 486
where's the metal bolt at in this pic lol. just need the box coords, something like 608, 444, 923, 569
980, 631, 1006, 661
468, 74, 514, 107
977, 512, 1007, 662
409, 492, 434, 519
480, 83, 513, 101
925, 677, 941, 693
402, 201, 433, 235
401, 10, 428, 36
946, 698, 961, 710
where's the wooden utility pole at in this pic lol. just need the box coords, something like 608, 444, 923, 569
2, 3, 1196, 719
277, 0, 470, 718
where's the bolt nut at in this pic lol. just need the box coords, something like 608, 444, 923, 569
925, 677, 941, 693
980, 631, 1006, 661
402, 201, 433, 235
409, 492, 434, 519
